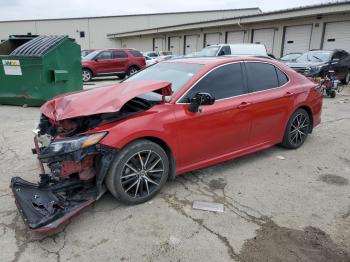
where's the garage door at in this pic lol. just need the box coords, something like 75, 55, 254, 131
323, 21, 350, 52
185, 35, 199, 55
169, 36, 181, 55
226, 31, 245, 44
252, 28, 275, 53
153, 38, 165, 51
283, 25, 312, 55
204, 33, 221, 47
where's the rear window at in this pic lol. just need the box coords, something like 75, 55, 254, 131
276, 68, 289, 86
246, 62, 279, 92
113, 51, 128, 58
130, 50, 143, 57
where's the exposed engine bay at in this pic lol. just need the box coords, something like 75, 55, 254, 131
11, 97, 158, 232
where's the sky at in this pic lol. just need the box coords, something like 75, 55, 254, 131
0, 0, 341, 21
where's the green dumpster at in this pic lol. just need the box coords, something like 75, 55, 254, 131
0, 35, 82, 106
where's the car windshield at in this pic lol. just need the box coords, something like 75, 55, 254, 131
296, 51, 332, 62
198, 46, 220, 57
83, 50, 100, 60
124, 62, 204, 101
280, 53, 301, 61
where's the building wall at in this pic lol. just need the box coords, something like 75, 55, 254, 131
0, 9, 260, 49
116, 12, 350, 57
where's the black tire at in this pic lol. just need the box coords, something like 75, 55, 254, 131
82, 68, 92, 82
341, 71, 350, 85
106, 139, 169, 205
281, 109, 310, 149
116, 73, 126, 79
330, 90, 336, 98
127, 66, 139, 76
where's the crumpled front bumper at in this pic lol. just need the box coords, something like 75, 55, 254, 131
10, 176, 96, 232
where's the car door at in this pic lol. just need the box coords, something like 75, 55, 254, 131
331, 50, 349, 80
94, 51, 114, 74
243, 62, 294, 146
112, 50, 129, 72
174, 62, 252, 169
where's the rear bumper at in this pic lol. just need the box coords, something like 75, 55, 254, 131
10, 176, 96, 232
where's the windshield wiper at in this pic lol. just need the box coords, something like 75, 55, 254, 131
311, 55, 323, 62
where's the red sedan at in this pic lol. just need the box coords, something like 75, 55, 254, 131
11, 57, 322, 232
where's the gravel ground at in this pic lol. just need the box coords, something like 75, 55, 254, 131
0, 82, 349, 262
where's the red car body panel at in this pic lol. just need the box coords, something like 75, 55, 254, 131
88, 57, 322, 175
82, 49, 146, 76
40, 80, 172, 121
43, 56, 322, 175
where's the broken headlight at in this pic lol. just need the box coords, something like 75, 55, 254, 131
40, 132, 107, 156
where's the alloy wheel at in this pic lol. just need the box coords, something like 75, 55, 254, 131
121, 150, 164, 198
289, 113, 309, 146
82, 70, 91, 82
129, 67, 138, 75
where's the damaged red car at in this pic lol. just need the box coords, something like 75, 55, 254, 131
11, 57, 323, 232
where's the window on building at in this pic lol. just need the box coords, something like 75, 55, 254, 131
80, 31, 85, 38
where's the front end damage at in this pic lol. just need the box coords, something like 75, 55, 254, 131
11, 125, 116, 232
10, 80, 173, 232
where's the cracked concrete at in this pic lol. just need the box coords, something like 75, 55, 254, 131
0, 83, 349, 261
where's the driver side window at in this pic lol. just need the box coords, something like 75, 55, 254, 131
180, 63, 246, 103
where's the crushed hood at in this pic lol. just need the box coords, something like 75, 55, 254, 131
40, 80, 172, 121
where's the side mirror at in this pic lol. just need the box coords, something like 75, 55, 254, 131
188, 93, 215, 113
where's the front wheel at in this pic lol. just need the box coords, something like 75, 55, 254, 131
281, 109, 310, 149
82, 69, 92, 82
106, 140, 169, 205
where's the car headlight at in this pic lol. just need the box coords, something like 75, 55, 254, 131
310, 65, 324, 72
41, 132, 107, 156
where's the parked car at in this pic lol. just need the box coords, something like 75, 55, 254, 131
280, 52, 302, 62
144, 55, 158, 67
143, 51, 173, 58
82, 49, 146, 81
81, 49, 97, 58
285, 49, 350, 84
11, 56, 322, 232
198, 44, 268, 57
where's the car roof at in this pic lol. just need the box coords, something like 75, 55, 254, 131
164, 56, 275, 66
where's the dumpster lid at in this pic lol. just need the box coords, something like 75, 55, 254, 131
10, 35, 66, 57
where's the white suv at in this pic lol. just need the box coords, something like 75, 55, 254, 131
199, 44, 268, 57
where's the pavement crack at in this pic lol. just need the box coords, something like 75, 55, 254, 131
163, 194, 241, 261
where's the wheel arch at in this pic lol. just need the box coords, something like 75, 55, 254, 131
296, 105, 314, 133
82, 67, 94, 76
128, 64, 140, 70
120, 136, 176, 180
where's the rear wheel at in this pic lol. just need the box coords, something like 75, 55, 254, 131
330, 90, 336, 98
127, 66, 139, 76
82, 69, 92, 82
341, 71, 350, 85
281, 109, 310, 149
106, 140, 169, 205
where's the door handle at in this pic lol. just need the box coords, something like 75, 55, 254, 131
237, 102, 251, 109
284, 91, 294, 97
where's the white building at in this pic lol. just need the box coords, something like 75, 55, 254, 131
1, 1, 350, 57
